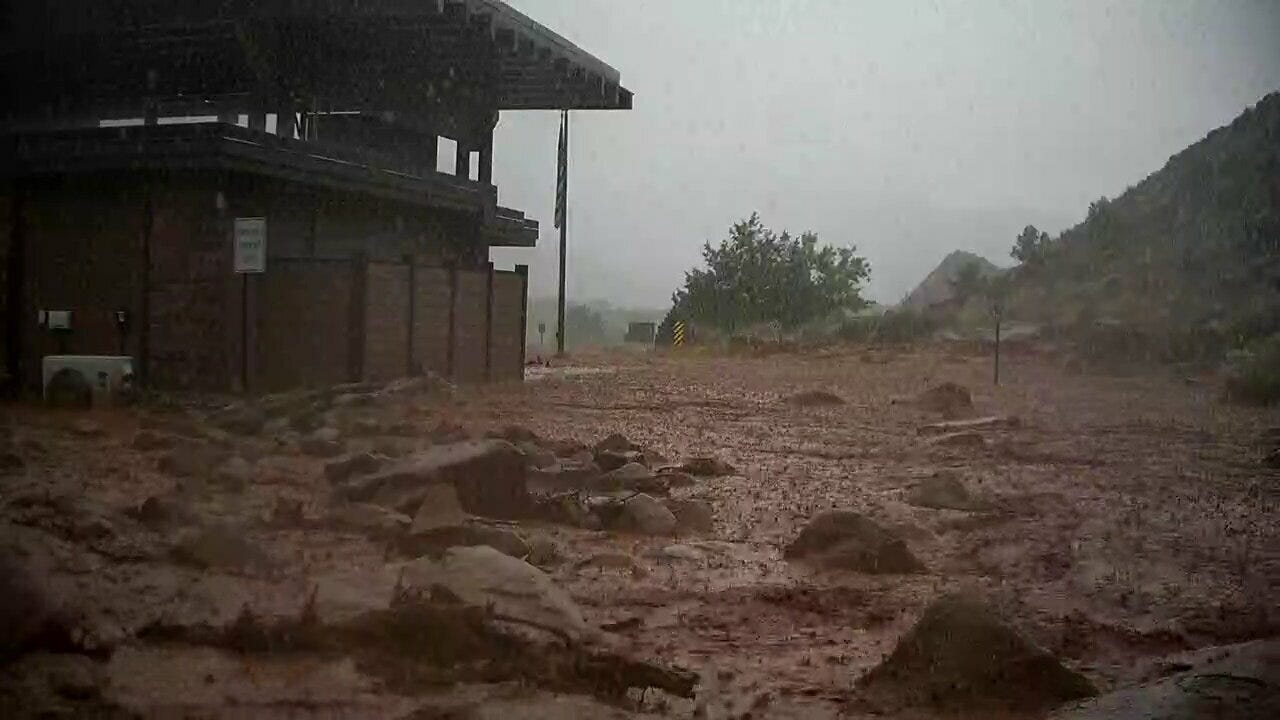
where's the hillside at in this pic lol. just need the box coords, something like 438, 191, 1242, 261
1005, 91, 1280, 360
901, 250, 1002, 309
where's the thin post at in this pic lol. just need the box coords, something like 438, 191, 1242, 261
993, 311, 1002, 386
556, 110, 569, 355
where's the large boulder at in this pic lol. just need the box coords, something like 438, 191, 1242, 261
399, 545, 590, 640
528, 460, 601, 493
409, 483, 469, 533
664, 499, 715, 535
590, 463, 663, 493
858, 594, 1096, 713
785, 510, 924, 573
395, 523, 530, 560
334, 440, 528, 518
1050, 639, 1278, 720
613, 494, 678, 536
596, 449, 644, 472
170, 524, 275, 573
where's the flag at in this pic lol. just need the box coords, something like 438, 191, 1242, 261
554, 109, 568, 229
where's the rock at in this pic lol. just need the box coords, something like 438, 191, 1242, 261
170, 525, 274, 572
858, 594, 1096, 713
130, 430, 175, 452
157, 441, 229, 479
517, 441, 557, 470
299, 435, 344, 458
591, 462, 661, 492
428, 419, 470, 443
596, 449, 643, 472
528, 460, 602, 493
490, 424, 539, 443
68, 419, 104, 438
400, 545, 590, 640
785, 510, 924, 573
210, 456, 253, 492
409, 483, 469, 533
906, 472, 990, 511
931, 431, 987, 448
546, 438, 589, 458
397, 523, 530, 560
525, 535, 562, 567
328, 503, 411, 537
45, 368, 93, 409
324, 452, 387, 485
658, 470, 697, 488
664, 498, 715, 534
126, 495, 194, 529
919, 415, 1020, 435
787, 389, 846, 406
208, 405, 267, 436
0, 451, 24, 474
613, 493, 678, 535
334, 440, 528, 519
911, 382, 973, 418
680, 456, 736, 477
593, 433, 636, 455
1049, 639, 1278, 720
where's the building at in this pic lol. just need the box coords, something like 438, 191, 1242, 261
1, 0, 630, 392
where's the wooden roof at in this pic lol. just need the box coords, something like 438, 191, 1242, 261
2, 0, 632, 119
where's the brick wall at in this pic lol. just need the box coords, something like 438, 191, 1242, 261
452, 269, 489, 383
256, 260, 353, 391
412, 266, 452, 376
490, 270, 526, 381
362, 262, 410, 382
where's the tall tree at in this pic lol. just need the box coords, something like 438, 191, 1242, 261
669, 213, 870, 332
1011, 224, 1050, 265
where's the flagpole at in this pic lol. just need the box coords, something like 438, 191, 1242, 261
556, 109, 569, 356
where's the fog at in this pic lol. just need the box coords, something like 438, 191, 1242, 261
489, 0, 1280, 309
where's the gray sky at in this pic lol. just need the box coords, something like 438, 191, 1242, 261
490, 0, 1280, 308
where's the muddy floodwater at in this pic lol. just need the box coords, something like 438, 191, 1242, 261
3, 346, 1276, 718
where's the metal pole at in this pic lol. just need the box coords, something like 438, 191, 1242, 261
993, 311, 1002, 386
556, 111, 569, 356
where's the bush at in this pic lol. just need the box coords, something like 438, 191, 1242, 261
1223, 334, 1280, 405
838, 309, 939, 344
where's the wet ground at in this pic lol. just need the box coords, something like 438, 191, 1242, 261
3, 344, 1277, 718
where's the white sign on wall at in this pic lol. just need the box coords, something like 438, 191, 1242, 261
233, 217, 267, 273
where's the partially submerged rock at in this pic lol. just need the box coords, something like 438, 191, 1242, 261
919, 415, 1019, 435
409, 484, 469, 533
170, 525, 275, 573
334, 439, 528, 518
1050, 639, 1278, 720
396, 523, 530, 560
399, 545, 590, 640
785, 510, 923, 573
931, 430, 987, 448
910, 382, 973, 418
612, 494, 677, 536
680, 456, 736, 477
664, 498, 715, 534
324, 451, 387, 485
906, 472, 990, 511
327, 503, 411, 537
593, 433, 636, 455
858, 594, 1096, 713
591, 462, 663, 493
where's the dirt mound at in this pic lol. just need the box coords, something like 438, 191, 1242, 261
859, 594, 1097, 713
912, 382, 973, 418
906, 472, 990, 511
786, 390, 845, 407
784, 511, 924, 574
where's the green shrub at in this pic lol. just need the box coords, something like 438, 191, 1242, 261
837, 308, 939, 344
1223, 334, 1280, 405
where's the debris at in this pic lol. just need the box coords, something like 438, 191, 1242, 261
130, 430, 175, 452
787, 389, 846, 406
918, 415, 1020, 434
930, 431, 987, 448
170, 524, 275, 572
644, 544, 704, 562
785, 510, 924, 573
858, 594, 1096, 712
324, 451, 387, 485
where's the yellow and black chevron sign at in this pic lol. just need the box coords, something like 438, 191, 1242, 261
672, 321, 686, 347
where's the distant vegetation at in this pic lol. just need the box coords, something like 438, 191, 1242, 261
663, 213, 870, 336
525, 297, 664, 353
